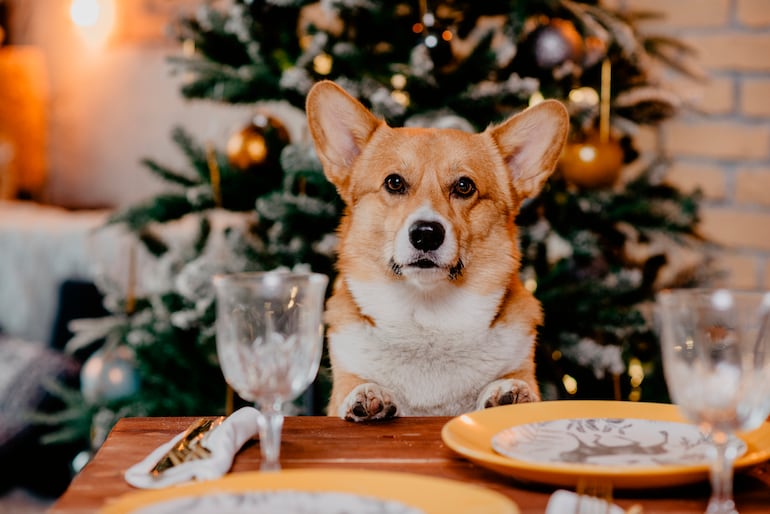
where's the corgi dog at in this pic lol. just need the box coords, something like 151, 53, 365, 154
306, 80, 568, 421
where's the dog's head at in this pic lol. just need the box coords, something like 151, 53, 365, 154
307, 80, 568, 291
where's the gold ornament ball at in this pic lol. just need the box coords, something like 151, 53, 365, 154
226, 113, 290, 171
559, 134, 624, 189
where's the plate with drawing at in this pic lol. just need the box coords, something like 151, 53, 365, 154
441, 400, 770, 489
100, 469, 518, 514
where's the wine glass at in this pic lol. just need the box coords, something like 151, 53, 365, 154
657, 288, 770, 514
213, 270, 328, 471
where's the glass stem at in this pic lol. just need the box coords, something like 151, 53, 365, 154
707, 431, 738, 514
257, 400, 284, 472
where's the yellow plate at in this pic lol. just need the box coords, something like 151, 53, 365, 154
101, 469, 518, 514
441, 400, 770, 490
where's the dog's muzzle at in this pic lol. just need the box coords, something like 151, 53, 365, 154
391, 217, 463, 281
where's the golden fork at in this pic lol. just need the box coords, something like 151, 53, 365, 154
574, 479, 644, 514
150, 416, 224, 477
575, 478, 614, 514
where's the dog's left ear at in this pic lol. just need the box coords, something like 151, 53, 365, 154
488, 99, 569, 199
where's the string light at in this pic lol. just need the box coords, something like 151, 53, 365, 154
182, 39, 196, 57
568, 87, 599, 108
391, 90, 410, 107
299, 35, 314, 50
628, 357, 645, 401
70, 0, 100, 27
69, 0, 116, 48
524, 277, 538, 292
416, 0, 454, 51
390, 73, 407, 90
562, 374, 578, 395
528, 91, 545, 107
313, 53, 333, 75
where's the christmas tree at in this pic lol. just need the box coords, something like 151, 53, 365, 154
46, 0, 708, 448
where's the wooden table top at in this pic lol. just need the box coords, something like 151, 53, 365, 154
50, 415, 770, 514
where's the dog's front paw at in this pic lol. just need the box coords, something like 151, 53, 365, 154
477, 378, 538, 410
340, 383, 398, 422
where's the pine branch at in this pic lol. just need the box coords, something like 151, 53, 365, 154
644, 35, 707, 81
107, 193, 200, 231
137, 228, 170, 257
139, 158, 199, 187
193, 214, 212, 255
170, 126, 211, 182
170, 55, 284, 103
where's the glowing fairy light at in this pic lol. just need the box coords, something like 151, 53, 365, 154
313, 53, 333, 75
524, 277, 537, 292
70, 0, 100, 27
562, 374, 578, 395
528, 91, 545, 107
391, 73, 407, 90
628, 357, 645, 388
69, 0, 116, 49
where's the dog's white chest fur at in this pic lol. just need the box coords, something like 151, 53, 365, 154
329, 278, 534, 415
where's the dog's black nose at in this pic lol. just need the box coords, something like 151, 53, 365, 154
409, 221, 445, 251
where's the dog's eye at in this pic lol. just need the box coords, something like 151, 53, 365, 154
384, 174, 407, 194
452, 177, 476, 198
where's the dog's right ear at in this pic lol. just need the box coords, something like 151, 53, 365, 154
306, 81, 383, 197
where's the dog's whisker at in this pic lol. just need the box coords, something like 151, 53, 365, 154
390, 260, 403, 276
449, 259, 464, 280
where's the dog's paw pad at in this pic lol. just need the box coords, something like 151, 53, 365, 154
487, 390, 516, 407
478, 379, 538, 410
341, 383, 398, 422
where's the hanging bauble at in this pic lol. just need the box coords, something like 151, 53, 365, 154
80, 346, 140, 404
226, 112, 290, 171
559, 132, 624, 189
523, 18, 584, 71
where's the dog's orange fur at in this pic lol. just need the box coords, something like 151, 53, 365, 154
307, 80, 568, 420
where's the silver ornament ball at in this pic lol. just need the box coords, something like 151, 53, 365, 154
80, 346, 140, 404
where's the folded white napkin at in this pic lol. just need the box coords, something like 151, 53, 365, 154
546, 489, 626, 514
124, 406, 260, 489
